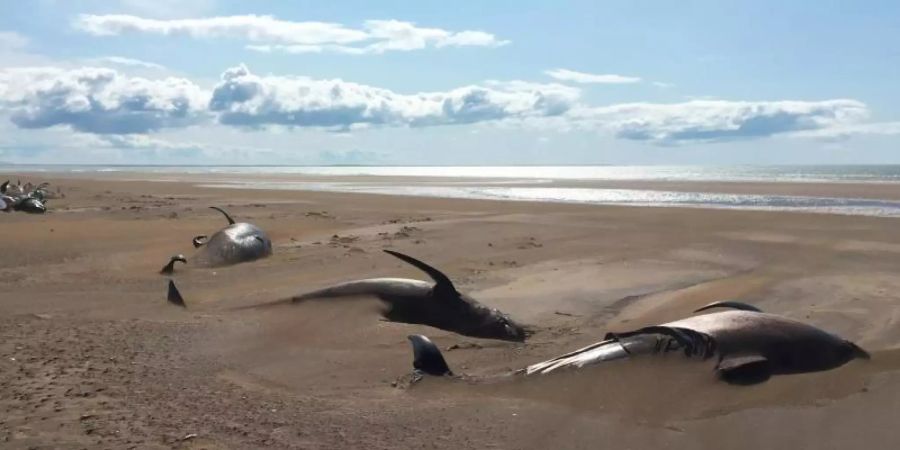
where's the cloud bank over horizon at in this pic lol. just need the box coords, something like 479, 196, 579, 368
2, 3, 898, 164
0, 66, 209, 134
0, 64, 882, 148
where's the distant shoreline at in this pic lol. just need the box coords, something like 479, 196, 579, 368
7, 169, 900, 218
5, 164, 900, 186
3, 163, 900, 168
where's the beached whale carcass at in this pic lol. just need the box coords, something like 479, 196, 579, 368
161, 207, 272, 272
246, 250, 529, 342
1, 180, 48, 214
407, 301, 869, 385
191, 206, 273, 267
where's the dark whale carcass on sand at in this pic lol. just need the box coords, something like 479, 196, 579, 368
264, 250, 529, 342
407, 301, 870, 385
14, 197, 47, 214
162, 207, 272, 272
1, 180, 48, 214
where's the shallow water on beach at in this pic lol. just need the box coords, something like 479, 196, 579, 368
10, 164, 900, 217
200, 180, 900, 218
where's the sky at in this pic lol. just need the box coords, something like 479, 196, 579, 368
1, 0, 899, 165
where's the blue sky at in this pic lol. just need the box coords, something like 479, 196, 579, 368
1, 0, 899, 165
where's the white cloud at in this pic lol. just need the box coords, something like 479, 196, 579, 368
570, 99, 869, 144
86, 56, 166, 70
545, 68, 641, 84
652, 81, 674, 88
788, 121, 900, 141
483, 79, 582, 97
245, 44, 367, 55
74, 14, 507, 54
93, 133, 202, 150
0, 64, 880, 148
360, 19, 508, 53
74, 14, 367, 44
0, 66, 209, 134
208, 64, 577, 130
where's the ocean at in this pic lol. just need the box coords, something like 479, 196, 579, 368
6, 164, 900, 218
6, 164, 900, 183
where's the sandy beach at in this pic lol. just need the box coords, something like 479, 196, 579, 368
2, 173, 900, 449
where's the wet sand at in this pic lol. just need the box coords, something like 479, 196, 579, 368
1, 173, 900, 449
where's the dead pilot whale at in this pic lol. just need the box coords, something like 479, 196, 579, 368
247, 250, 529, 342
407, 301, 870, 385
160, 207, 272, 273
2, 179, 48, 214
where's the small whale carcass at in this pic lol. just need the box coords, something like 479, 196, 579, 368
161, 206, 272, 272
407, 301, 869, 385
1, 180, 48, 214
249, 250, 529, 342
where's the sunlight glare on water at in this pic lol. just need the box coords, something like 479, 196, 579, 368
198, 182, 900, 218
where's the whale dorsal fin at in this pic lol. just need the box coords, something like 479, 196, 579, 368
408, 335, 453, 376
167, 280, 186, 308
383, 250, 460, 298
694, 301, 762, 314
715, 354, 771, 385
209, 206, 236, 225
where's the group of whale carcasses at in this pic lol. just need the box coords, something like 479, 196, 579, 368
1, 179, 58, 213
162, 206, 871, 387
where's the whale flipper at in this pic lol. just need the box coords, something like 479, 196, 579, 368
525, 338, 630, 375
209, 206, 236, 225
715, 354, 771, 385
694, 301, 762, 314
160, 254, 187, 275
383, 250, 459, 298
192, 235, 208, 248
408, 335, 453, 376
167, 280, 186, 308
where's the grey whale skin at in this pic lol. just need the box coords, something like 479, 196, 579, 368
162, 207, 272, 271
1, 180, 47, 214
408, 301, 870, 385
286, 250, 529, 342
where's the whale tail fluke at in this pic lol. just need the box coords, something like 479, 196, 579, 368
167, 280, 186, 308
407, 335, 453, 376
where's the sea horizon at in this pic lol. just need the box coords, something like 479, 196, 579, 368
6, 163, 900, 184
9, 163, 900, 218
